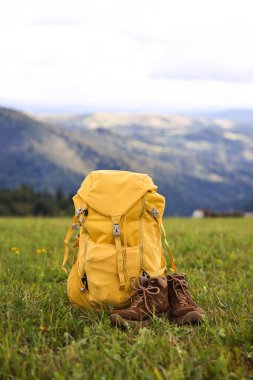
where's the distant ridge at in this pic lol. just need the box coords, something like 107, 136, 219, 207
1, 106, 253, 215
203, 109, 253, 122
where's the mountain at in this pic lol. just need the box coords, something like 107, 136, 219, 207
204, 109, 253, 123
1, 107, 253, 215
0, 108, 132, 193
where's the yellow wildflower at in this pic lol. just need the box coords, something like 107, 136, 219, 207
11, 247, 20, 255
36, 248, 47, 254
39, 325, 45, 331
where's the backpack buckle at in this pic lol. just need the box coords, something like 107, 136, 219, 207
75, 208, 83, 217
150, 208, 159, 218
72, 223, 79, 230
75, 208, 89, 217
113, 224, 120, 236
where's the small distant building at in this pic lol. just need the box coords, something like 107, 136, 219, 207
244, 212, 253, 218
192, 209, 205, 218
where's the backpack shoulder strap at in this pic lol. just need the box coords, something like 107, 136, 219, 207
161, 223, 177, 272
62, 207, 88, 272
145, 200, 177, 273
62, 214, 79, 272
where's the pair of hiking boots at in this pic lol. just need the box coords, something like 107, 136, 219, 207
110, 273, 205, 327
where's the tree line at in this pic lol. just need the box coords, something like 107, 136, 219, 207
0, 185, 75, 216
0, 184, 252, 217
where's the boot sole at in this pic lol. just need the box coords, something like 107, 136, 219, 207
170, 311, 205, 325
110, 312, 168, 328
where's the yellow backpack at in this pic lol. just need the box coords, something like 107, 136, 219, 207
63, 170, 176, 310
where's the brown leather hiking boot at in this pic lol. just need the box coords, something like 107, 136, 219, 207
110, 276, 170, 327
167, 273, 205, 325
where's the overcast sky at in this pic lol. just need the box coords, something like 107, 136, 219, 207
1, 0, 253, 113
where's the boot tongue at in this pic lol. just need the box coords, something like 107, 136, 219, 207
150, 276, 167, 288
139, 277, 150, 287
173, 276, 189, 300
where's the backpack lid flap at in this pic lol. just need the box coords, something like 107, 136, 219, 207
77, 170, 157, 216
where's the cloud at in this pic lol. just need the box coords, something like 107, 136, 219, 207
151, 64, 253, 83
1, 0, 253, 112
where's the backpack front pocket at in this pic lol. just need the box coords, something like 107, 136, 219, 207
85, 240, 141, 307
67, 260, 91, 309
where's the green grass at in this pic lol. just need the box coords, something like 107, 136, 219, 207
0, 217, 252, 380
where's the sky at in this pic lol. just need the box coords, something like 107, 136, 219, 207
1, 0, 253, 114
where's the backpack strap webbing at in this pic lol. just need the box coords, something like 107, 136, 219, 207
112, 216, 126, 290
145, 201, 176, 272
161, 223, 177, 272
62, 214, 79, 272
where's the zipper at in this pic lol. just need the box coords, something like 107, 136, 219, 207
77, 207, 89, 280
139, 195, 145, 270
82, 224, 89, 274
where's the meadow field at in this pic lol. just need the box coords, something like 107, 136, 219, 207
0, 217, 252, 380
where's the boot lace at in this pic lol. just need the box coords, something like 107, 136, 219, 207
129, 277, 160, 315
168, 275, 198, 308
